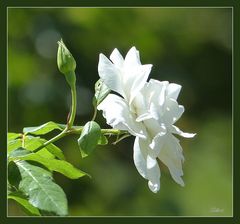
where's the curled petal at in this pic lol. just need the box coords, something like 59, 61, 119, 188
158, 134, 185, 186
133, 137, 161, 193
170, 125, 196, 138
97, 94, 146, 138
98, 53, 124, 97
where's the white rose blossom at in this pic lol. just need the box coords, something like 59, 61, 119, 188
97, 47, 196, 193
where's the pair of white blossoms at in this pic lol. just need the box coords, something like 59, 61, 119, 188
97, 47, 196, 193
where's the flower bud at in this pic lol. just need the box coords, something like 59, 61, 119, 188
57, 39, 76, 87
57, 39, 76, 76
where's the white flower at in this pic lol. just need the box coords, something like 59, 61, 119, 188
97, 47, 195, 193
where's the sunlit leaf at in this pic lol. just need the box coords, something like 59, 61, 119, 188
8, 139, 22, 153
10, 148, 88, 179
78, 121, 101, 158
25, 137, 65, 160
15, 160, 68, 216
8, 133, 21, 141
23, 121, 64, 135
43, 142, 65, 160
8, 135, 65, 160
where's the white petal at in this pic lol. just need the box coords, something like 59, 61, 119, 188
124, 46, 141, 67
149, 132, 166, 157
132, 87, 149, 119
136, 112, 152, 122
158, 134, 185, 186
122, 47, 152, 103
99, 47, 152, 104
167, 83, 182, 100
170, 125, 196, 138
163, 99, 184, 124
128, 64, 152, 104
147, 79, 169, 116
98, 53, 124, 97
159, 82, 168, 107
148, 181, 160, 193
149, 103, 160, 120
142, 118, 166, 139
148, 80, 169, 104
97, 94, 146, 138
133, 137, 161, 193
133, 137, 148, 179
110, 48, 124, 68
147, 154, 158, 169
146, 157, 161, 193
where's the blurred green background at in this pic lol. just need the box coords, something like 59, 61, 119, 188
8, 8, 232, 216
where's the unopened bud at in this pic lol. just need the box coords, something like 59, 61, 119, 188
57, 39, 76, 75
57, 39, 76, 87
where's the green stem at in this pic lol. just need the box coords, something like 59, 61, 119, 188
34, 128, 68, 152
34, 127, 128, 152
34, 73, 77, 152
101, 129, 127, 135
68, 84, 77, 128
69, 127, 127, 136
91, 107, 97, 121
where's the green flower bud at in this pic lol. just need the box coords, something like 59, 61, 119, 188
57, 39, 76, 87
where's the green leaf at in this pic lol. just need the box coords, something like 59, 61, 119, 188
43, 142, 65, 160
24, 137, 57, 159
8, 192, 41, 216
15, 160, 68, 216
23, 121, 64, 135
78, 121, 101, 158
10, 148, 88, 179
8, 139, 22, 153
24, 136, 42, 149
93, 79, 111, 107
8, 135, 65, 160
8, 161, 22, 188
8, 182, 13, 195
25, 137, 65, 160
8, 133, 21, 141
98, 134, 108, 145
